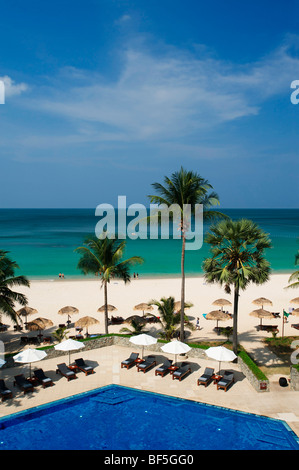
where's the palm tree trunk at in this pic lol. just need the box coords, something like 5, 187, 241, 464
180, 232, 186, 341
104, 280, 108, 335
232, 283, 239, 354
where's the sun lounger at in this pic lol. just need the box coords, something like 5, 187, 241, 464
155, 359, 173, 377
136, 355, 157, 373
33, 368, 54, 388
13, 374, 34, 394
291, 324, 299, 330
56, 363, 77, 381
121, 352, 139, 369
216, 371, 234, 392
75, 358, 95, 375
197, 367, 215, 387
172, 363, 191, 381
0, 380, 12, 401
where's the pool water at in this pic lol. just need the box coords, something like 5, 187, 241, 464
0, 385, 298, 450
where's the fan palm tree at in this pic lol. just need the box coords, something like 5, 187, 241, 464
75, 236, 143, 334
0, 250, 30, 324
149, 296, 194, 341
148, 167, 225, 342
203, 219, 272, 354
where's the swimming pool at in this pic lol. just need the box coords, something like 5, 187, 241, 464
0, 385, 298, 450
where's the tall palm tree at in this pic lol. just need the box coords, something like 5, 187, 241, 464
0, 250, 30, 324
149, 167, 224, 341
286, 240, 299, 289
149, 296, 194, 341
203, 219, 271, 354
75, 236, 143, 334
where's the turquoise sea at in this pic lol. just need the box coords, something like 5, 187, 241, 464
0, 209, 298, 279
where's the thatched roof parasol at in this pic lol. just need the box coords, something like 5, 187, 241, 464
290, 298, 299, 305
174, 300, 193, 311
75, 316, 99, 334
291, 308, 299, 316
125, 315, 147, 325
250, 308, 273, 325
134, 303, 153, 316
252, 297, 273, 308
58, 306, 79, 315
205, 310, 231, 328
97, 305, 117, 312
17, 306, 38, 324
27, 317, 54, 335
212, 299, 232, 311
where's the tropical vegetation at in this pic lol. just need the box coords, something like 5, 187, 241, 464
149, 296, 194, 341
149, 167, 225, 342
0, 249, 30, 325
203, 219, 272, 354
75, 236, 143, 334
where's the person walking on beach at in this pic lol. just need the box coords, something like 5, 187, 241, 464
196, 317, 200, 330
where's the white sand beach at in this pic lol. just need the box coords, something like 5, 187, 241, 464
7, 272, 297, 351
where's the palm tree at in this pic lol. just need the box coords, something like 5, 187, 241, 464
286, 240, 299, 289
203, 219, 271, 354
149, 167, 224, 342
120, 319, 149, 336
75, 236, 143, 334
149, 296, 194, 341
0, 250, 30, 325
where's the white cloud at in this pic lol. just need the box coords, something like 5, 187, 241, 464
0, 75, 28, 98
18, 36, 299, 150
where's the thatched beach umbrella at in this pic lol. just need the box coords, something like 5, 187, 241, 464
252, 297, 273, 309
250, 308, 273, 325
58, 306, 79, 324
134, 303, 153, 316
17, 306, 38, 325
291, 308, 299, 316
205, 310, 231, 329
174, 300, 193, 312
97, 304, 117, 313
75, 316, 99, 335
125, 315, 147, 325
290, 298, 299, 305
27, 317, 54, 338
212, 299, 232, 311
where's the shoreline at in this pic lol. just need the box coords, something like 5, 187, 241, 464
26, 270, 294, 283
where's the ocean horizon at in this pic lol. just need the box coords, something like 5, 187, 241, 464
0, 208, 298, 280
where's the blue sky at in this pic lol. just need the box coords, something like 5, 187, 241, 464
0, 0, 298, 208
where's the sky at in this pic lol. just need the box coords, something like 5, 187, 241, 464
0, 0, 298, 208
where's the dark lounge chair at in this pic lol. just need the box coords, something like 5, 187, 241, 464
155, 359, 173, 377
172, 363, 191, 381
34, 368, 54, 388
217, 371, 234, 392
14, 374, 34, 394
75, 358, 95, 375
121, 352, 139, 369
56, 363, 77, 381
197, 367, 215, 387
136, 355, 157, 373
0, 380, 12, 401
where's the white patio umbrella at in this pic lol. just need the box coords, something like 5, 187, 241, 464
54, 338, 85, 365
205, 346, 236, 373
0, 359, 6, 367
129, 333, 157, 359
161, 340, 191, 365
13, 348, 47, 378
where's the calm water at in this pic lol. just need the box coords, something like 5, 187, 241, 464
0, 385, 298, 450
0, 208, 298, 279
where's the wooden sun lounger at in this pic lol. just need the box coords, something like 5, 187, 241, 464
216, 371, 234, 392
121, 352, 139, 369
56, 363, 77, 381
75, 358, 95, 375
155, 360, 173, 377
197, 367, 215, 387
136, 356, 157, 373
14, 374, 34, 394
172, 363, 191, 381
